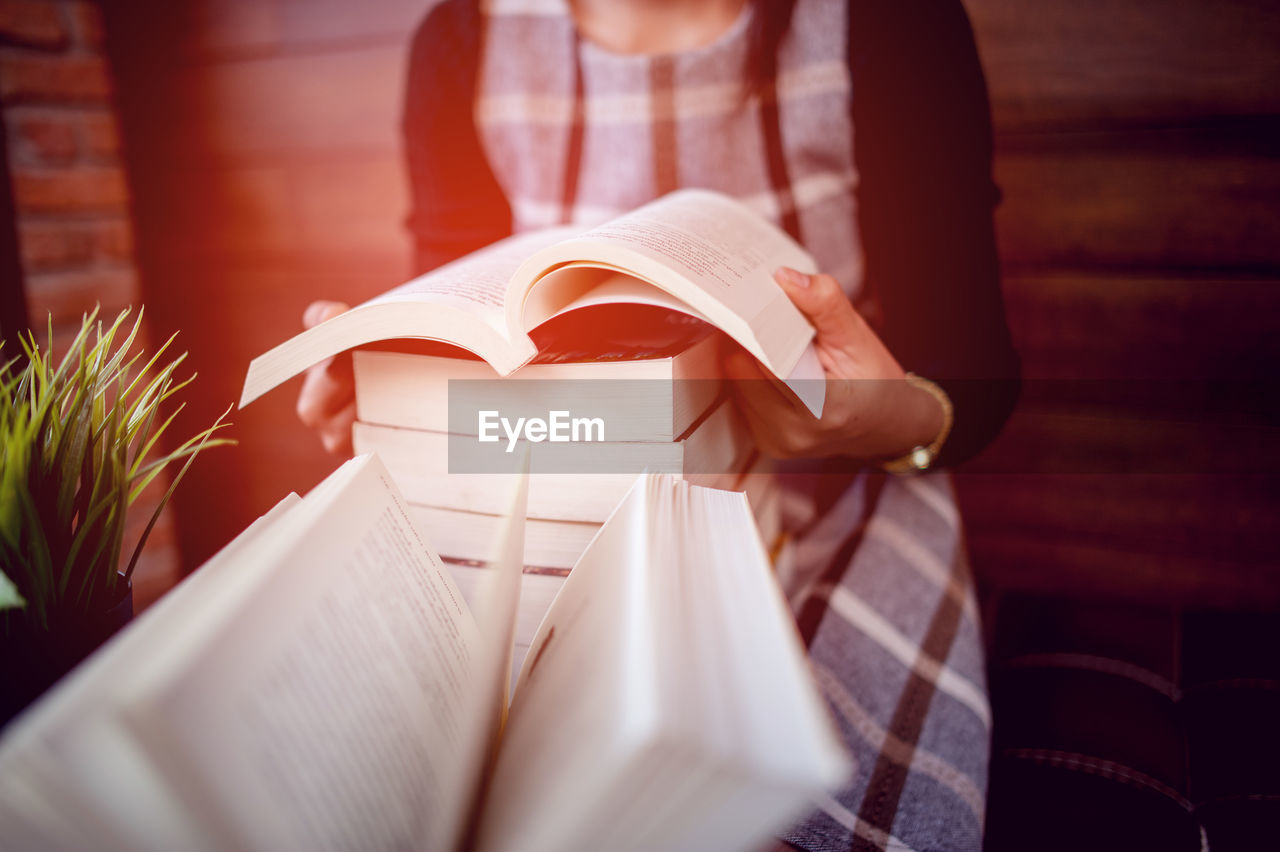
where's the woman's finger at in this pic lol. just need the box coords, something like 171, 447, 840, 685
773, 269, 862, 350
725, 351, 793, 416
318, 401, 357, 456
297, 354, 355, 426
725, 351, 810, 457
304, 300, 350, 329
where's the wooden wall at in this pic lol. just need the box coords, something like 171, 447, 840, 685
103, 0, 1280, 603
102, 0, 425, 566
958, 0, 1280, 607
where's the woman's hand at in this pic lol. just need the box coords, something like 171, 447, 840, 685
296, 300, 356, 455
724, 268, 945, 462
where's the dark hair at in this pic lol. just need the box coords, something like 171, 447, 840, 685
745, 0, 799, 97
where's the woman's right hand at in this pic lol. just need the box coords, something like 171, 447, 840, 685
296, 300, 356, 455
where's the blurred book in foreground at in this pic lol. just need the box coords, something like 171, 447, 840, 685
0, 454, 847, 852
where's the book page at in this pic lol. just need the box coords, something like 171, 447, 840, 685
446, 456, 530, 850
520, 265, 825, 416
0, 493, 305, 851
512, 190, 818, 398
475, 480, 653, 852
525, 268, 714, 327
240, 229, 570, 408
636, 479, 849, 850
0, 748, 108, 850
123, 455, 487, 852
376, 228, 568, 316
479, 476, 849, 852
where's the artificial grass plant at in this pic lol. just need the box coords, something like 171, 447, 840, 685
0, 307, 232, 629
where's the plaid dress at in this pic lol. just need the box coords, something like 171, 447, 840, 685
464, 1, 991, 848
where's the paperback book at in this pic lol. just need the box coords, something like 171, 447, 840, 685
239, 189, 825, 418
0, 454, 847, 852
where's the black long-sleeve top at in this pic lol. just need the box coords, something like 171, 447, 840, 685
399, 0, 1020, 467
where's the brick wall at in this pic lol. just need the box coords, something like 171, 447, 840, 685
1, 0, 178, 609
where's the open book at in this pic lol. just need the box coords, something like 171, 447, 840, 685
352, 327, 722, 442
0, 454, 848, 851
239, 189, 826, 417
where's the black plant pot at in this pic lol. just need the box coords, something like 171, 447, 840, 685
0, 578, 134, 730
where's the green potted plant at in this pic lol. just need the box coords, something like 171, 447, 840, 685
0, 307, 232, 724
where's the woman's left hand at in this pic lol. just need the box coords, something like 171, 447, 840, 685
723, 267, 944, 462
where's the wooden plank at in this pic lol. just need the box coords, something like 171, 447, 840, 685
290, 159, 412, 259
131, 260, 408, 572
994, 127, 1280, 272
166, 381, 339, 568
164, 46, 405, 164
955, 473, 1280, 568
120, 260, 362, 569
1001, 272, 1280, 381
962, 406, 1280, 476
137, 157, 409, 262
160, 164, 298, 256
182, 0, 428, 58
966, 531, 1280, 610
136, 260, 411, 401
967, 0, 1280, 132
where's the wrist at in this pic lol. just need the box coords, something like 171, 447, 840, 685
830, 375, 945, 460
880, 374, 952, 473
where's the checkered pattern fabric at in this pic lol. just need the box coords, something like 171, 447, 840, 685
777, 471, 988, 851
476, 0, 864, 297
473, 3, 989, 848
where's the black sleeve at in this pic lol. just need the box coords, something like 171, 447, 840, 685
402, 0, 512, 274
847, 0, 1021, 466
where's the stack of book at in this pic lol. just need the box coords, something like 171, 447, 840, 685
348, 335, 783, 667
240, 189, 825, 667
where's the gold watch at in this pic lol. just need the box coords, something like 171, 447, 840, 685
880, 373, 953, 474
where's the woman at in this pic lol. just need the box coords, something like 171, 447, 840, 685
299, 1, 1019, 848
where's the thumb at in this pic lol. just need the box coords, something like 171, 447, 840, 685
303, 300, 350, 329
774, 267, 861, 349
